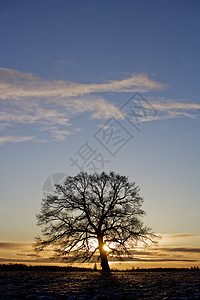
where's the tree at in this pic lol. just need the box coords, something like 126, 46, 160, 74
35, 171, 155, 272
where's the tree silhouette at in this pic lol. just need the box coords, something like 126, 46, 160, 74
36, 172, 155, 272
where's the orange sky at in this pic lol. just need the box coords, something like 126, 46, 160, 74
1, 233, 199, 270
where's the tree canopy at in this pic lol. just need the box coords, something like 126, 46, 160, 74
36, 171, 155, 272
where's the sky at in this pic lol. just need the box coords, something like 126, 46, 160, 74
0, 0, 200, 269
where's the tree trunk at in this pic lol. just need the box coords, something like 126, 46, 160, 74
98, 233, 110, 272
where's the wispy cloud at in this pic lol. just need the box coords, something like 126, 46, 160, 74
0, 136, 35, 146
169, 233, 198, 238
0, 68, 164, 143
126, 97, 200, 123
159, 233, 199, 240
159, 247, 200, 253
0, 257, 53, 264
16, 253, 39, 257
0, 241, 60, 265
0, 68, 199, 144
147, 98, 200, 121
0, 242, 31, 249
0, 68, 165, 100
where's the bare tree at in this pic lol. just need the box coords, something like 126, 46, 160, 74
36, 172, 155, 272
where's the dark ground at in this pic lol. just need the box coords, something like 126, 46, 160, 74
0, 270, 200, 299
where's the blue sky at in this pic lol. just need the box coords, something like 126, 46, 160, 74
0, 0, 200, 268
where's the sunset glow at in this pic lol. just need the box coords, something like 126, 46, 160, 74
103, 245, 110, 252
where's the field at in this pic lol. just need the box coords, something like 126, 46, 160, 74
1, 270, 200, 299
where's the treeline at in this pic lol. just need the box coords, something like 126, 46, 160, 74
127, 266, 200, 272
0, 264, 93, 272
0, 264, 199, 272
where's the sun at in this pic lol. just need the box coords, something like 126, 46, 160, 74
103, 244, 110, 252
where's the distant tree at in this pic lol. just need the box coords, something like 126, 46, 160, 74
36, 172, 155, 272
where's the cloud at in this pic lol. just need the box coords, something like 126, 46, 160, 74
0, 257, 53, 264
159, 247, 200, 253
122, 97, 200, 123
0, 68, 199, 144
134, 258, 198, 262
0, 68, 165, 100
147, 98, 200, 121
0, 241, 53, 264
160, 233, 199, 239
16, 253, 40, 257
0, 68, 162, 143
0, 136, 35, 146
0, 242, 32, 249
109, 256, 197, 262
